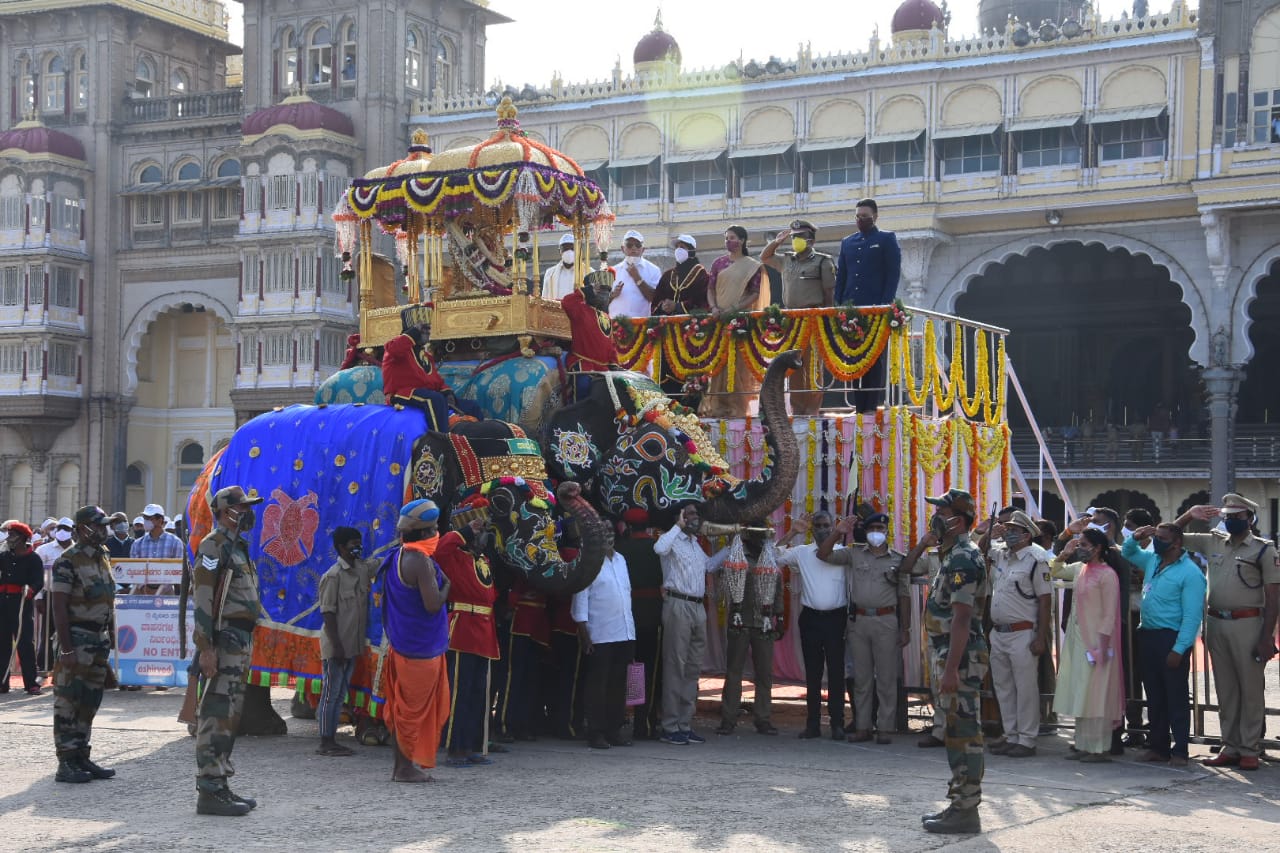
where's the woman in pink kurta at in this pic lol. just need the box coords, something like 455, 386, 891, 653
702, 226, 767, 420
1052, 528, 1125, 761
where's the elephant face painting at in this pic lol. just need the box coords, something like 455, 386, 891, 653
545, 352, 802, 528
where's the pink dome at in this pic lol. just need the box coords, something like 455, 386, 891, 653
0, 123, 86, 161
891, 0, 945, 32
634, 28, 681, 65
242, 96, 355, 139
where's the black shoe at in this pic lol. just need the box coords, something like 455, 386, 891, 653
921, 804, 953, 824
77, 753, 116, 779
755, 722, 779, 736
798, 727, 821, 739
197, 789, 251, 816
606, 736, 633, 747
229, 791, 258, 810
923, 806, 981, 834
587, 734, 610, 750
55, 759, 92, 784
831, 726, 846, 741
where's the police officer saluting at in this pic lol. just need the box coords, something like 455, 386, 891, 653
1175, 494, 1279, 771
761, 219, 835, 416
194, 485, 264, 816
50, 505, 117, 783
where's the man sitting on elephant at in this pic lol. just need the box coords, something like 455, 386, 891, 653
561, 271, 619, 400
381, 329, 479, 428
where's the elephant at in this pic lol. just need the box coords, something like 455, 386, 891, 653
544, 349, 802, 529
185, 403, 609, 733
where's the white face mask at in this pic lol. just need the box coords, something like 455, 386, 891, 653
54, 529, 72, 543
143, 519, 155, 532
113, 524, 128, 537
1121, 526, 1135, 541
1086, 522, 1108, 533
674, 247, 689, 264
561, 249, 575, 265
866, 531, 887, 548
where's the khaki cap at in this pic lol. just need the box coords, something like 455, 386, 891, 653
209, 486, 264, 513
1219, 493, 1258, 515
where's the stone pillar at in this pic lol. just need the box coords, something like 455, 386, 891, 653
1202, 366, 1243, 498
897, 231, 949, 305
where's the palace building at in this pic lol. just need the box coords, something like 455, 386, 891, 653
0, 0, 1278, 530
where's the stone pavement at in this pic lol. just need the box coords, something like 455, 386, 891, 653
0, 686, 1276, 852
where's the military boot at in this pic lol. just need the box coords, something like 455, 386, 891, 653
196, 789, 251, 816
77, 748, 116, 779
923, 806, 981, 834
229, 791, 258, 810
55, 758, 92, 784
920, 803, 953, 824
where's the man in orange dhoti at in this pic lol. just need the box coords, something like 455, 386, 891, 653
382, 499, 452, 782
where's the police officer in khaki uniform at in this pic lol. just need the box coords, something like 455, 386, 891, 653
1175, 494, 1279, 771
761, 219, 835, 415
817, 513, 909, 743
982, 511, 1052, 758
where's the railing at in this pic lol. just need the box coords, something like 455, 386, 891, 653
122, 90, 242, 124
1012, 429, 1280, 473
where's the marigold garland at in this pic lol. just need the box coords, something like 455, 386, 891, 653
892, 320, 1007, 424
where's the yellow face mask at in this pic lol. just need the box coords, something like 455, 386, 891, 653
791, 237, 809, 254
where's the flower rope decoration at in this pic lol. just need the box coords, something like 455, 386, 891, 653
913, 415, 954, 477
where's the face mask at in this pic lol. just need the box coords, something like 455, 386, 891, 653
1152, 537, 1172, 556
674, 247, 689, 264
725, 239, 741, 253
348, 545, 363, 558
237, 508, 256, 532
1003, 532, 1023, 547
54, 529, 73, 543
1223, 517, 1249, 536
791, 237, 809, 253
417, 533, 440, 556
561, 249, 575, 265
866, 531, 887, 548
1086, 522, 1108, 533
1121, 526, 1135, 541
113, 524, 128, 537
930, 514, 948, 537
143, 519, 155, 532
857, 220, 874, 234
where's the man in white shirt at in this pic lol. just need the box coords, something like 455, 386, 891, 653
542, 233, 578, 301
654, 505, 711, 745
608, 229, 660, 319
571, 538, 635, 750
776, 512, 849, 740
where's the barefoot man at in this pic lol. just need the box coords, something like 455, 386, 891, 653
383, 499, 452, 783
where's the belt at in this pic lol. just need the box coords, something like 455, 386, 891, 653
515, 600, 546, 609
451, 602, 493, 616
666, 590, 704, 604
854, 606, 896, 617
0, 584, 27, 594
1208, 608, 1262, 620
992, 621, 1035, 633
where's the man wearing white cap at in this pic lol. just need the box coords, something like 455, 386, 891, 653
131, 503, 184, 561
608, 230, 659, 319
542, 233, 579, 301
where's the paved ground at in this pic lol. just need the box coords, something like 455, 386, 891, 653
1, 686, 1277, 852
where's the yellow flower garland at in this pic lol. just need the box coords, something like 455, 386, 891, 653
913, 414, 953, 477
894, 320, 1007, 424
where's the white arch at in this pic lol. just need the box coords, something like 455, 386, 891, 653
122, 292, 235, 396
936, 230, 1210, 366
1233, 242, 1280, 364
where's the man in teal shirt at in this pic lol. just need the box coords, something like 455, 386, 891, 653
1122, 523, 1206, 767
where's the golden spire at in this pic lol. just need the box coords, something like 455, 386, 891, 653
496, 95, 517, 123
412, 128, 430, 146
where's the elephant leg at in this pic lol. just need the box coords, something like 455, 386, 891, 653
236, 682, 289, 736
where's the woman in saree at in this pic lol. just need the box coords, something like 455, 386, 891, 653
1051, 527, 1125, 762
702, 225, 769, 420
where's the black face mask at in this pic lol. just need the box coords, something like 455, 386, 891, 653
1223, 517, 1250, 536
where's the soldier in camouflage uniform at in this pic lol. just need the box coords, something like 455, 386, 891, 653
50, 505, 117, 784
904, 489, 988, 835
193, 485, 263, 817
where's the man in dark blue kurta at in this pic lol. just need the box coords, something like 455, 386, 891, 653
835, 199, 901, 413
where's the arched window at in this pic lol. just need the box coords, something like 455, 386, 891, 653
18, 56, 35, 116
280, 28, 298, 90
177, 162, 201, 182
170, 69, 189, 94
8, 462, 32, 521
125, 463, 144, 487
217, 159, 241, 178
340, 20, 357, 83
177, 443, 204, 490
74, 51, 88, 109
55, 461, 80, 517
308, 26, 332, 85
434, 37, 454, 96
43, 55, 66, 112
135, 56, 155, 98
139, 165, 162, 184
406, 29, 423, 91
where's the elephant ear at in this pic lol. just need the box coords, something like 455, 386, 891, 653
545, 420, 604, 483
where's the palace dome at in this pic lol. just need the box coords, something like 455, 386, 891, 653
242, 94, 355, 139
634, 16, 681, 66
0, 120, 86, 162
891, 0, 946, 33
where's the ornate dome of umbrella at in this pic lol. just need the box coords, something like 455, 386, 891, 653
425, 97, 585, 174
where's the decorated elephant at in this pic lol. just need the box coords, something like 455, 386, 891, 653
544, 350, 802, 528
184, 403, 608, 733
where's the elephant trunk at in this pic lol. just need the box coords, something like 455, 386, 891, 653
699, 349, 802, 524
553, 481, 610, 595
